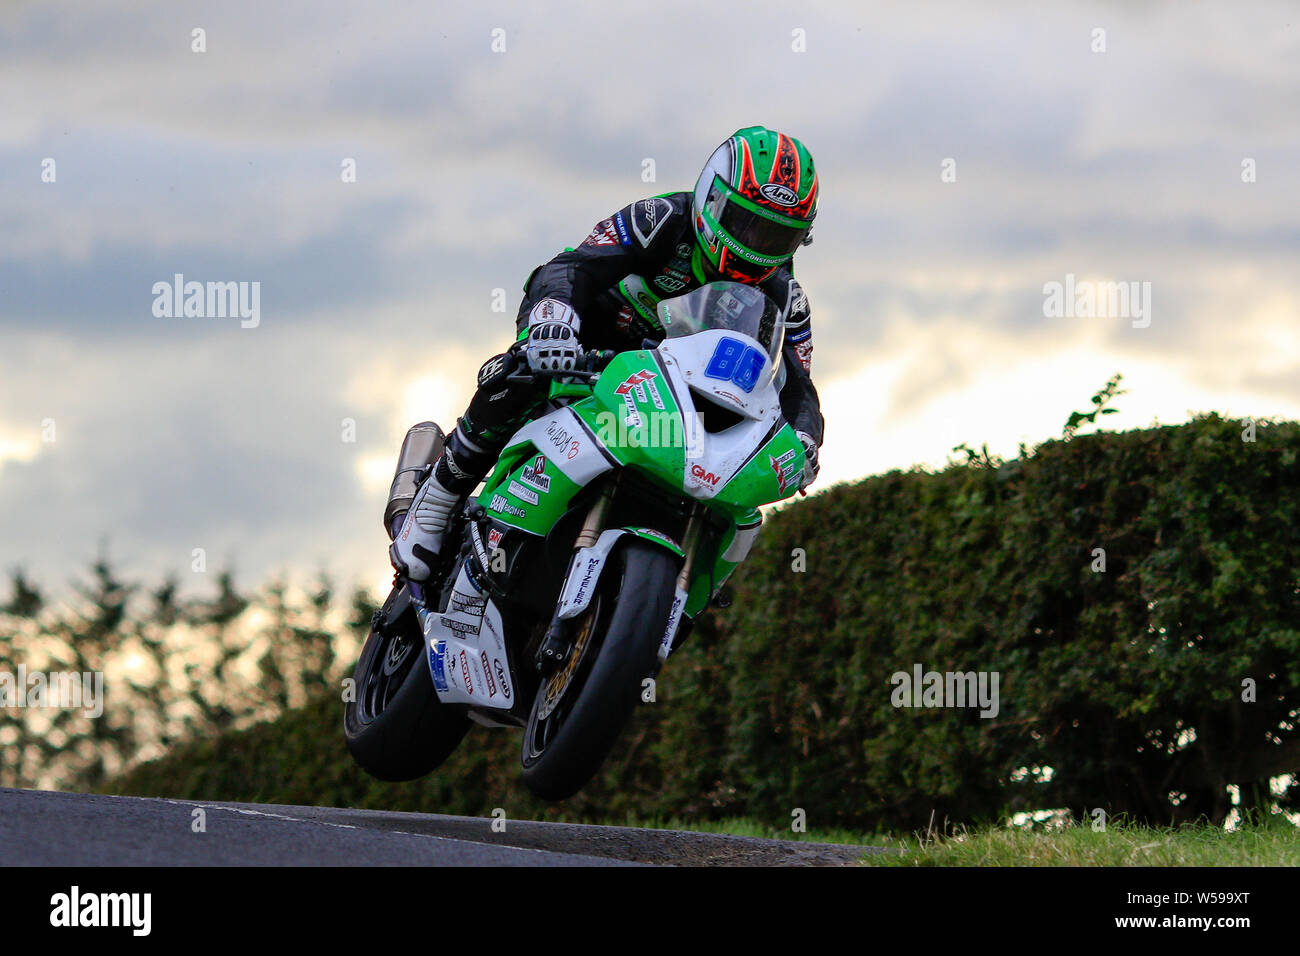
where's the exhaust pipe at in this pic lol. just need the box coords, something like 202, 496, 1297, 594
384, 421, 446, 539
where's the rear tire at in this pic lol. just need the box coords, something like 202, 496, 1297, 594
344, 582, 470, 781
520, 541, 677, 800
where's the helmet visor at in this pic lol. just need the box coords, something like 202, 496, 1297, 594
706, 180, 810, 263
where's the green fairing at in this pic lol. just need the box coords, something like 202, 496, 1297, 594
577, 350, 686, 476
475, 350, 805, 613
683, 516, 741, 617
721, 428, 807, 510
475, 440, 582, 536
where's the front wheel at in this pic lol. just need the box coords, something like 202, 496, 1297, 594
520, 541, 678, 800
344, 581, 470, 781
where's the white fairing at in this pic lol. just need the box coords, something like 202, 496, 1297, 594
420, 563, 515, 710
655, 332, 784, 502
507, 406, 613, 490
555, 529, 628, 621
552, 528, 690, 660
658, 328, 778, 420
722, 520, 764, 562
658, 585, 689, 662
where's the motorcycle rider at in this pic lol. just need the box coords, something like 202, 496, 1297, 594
391, 126, 825, 582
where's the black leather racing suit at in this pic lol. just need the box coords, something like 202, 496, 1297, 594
438, 192, 825, 492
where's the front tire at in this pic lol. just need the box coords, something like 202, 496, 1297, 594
344, 581, 470, 781
520, 541, 678, 800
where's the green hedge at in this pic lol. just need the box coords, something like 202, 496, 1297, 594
105, 414, 1300, 829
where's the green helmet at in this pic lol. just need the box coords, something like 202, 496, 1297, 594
692, 126, 818, 283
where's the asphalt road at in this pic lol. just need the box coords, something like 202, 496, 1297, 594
1, 788, 882, 866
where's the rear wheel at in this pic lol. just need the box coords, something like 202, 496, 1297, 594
520, 541, 677, 800
344, 581, 470, 781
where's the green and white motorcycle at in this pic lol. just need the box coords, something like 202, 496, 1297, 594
344, 282, 809, 800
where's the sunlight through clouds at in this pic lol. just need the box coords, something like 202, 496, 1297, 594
1, 0, 1297, 595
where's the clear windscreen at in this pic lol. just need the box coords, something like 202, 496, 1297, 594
657, 282, 786, 366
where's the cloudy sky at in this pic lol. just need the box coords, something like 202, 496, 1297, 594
2, 0, 1298, 599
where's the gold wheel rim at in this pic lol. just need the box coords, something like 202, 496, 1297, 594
537, 596, 600, 721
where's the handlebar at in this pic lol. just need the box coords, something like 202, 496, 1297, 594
506, 348, 617, 386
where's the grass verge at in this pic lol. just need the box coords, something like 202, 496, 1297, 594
592, 815, 1299, 865
864, 818, 1300, 866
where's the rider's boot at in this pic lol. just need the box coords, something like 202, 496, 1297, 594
389, 347, 543, 581
389, 422, 498, 581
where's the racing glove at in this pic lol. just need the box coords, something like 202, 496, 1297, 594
524, 298, 582, 373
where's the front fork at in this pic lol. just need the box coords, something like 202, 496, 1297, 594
533, 481, 704, 674
658, 506, 702, 664
534, 478, 617, 671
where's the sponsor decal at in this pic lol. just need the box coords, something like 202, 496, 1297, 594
654, 274, 687, 293
583, 218, 619, 247
614, 211, 632, 246
489, 494, 526, 518
571, 555, 601, 607
430, 641, 449, 692
478, 354, 508, 383
531, 298, 578, 327
769, 448, 801, 494
633, 197, 673, 246
480, 650, 498, 696
716, 227, 784, 266
443, 449, 471, 480
631, 527, 680, 549
661, 590, 686, 653
487, 527, 503, 551
663, 258, 691, 281
459, 650, 474, 695
440, 615, 480, 635
481, 608, 505, 652
520, 455, 551, 493
544, 419, 572, 451
787, 279, 809, 318
493, 658, 512, 699
717, 289, 748, 317
794, 338, 813, 372
617, 276, 661, 324
615, 368, 666, 427
690, 463, 722, 486
759, 182, 800, 207
508, 480, 539, 506
449, 589, 486, 615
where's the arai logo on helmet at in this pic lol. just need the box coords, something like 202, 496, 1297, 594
759, 183, 799, 207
